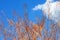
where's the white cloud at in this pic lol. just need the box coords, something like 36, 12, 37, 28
32, 1, 60, 23
32, 0, 54, 11
32, 4, 43, 10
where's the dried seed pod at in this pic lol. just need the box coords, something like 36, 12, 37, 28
33, 24, 39, 32
13, 36, 16, 40
7, 19, 14, 26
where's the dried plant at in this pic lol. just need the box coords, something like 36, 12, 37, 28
0, 4, 60, 40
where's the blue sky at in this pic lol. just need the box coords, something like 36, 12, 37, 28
0, 0, 51, 40
0, 0, 58, 40
0, 0, 46, 40
0, 0, 46, 24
